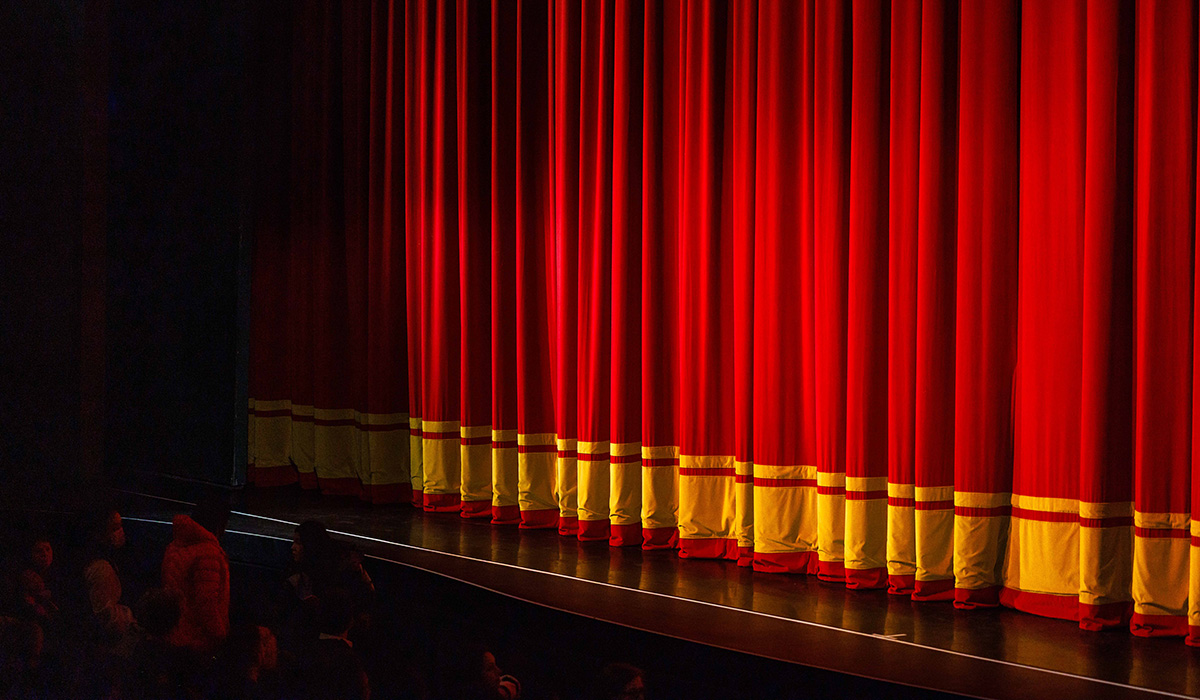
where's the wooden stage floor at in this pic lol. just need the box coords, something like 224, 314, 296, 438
117, 483, 1200, 700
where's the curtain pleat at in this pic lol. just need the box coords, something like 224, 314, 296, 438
845, 0, 889, 591
886, 0, 920, 596
489, 0, 520, 526
247, 0, 1200, 644
455, 0, 492, 518
1007, 0, 1087, 618
752, 0, 817, 575
575, 0, 615, 543
1079, 0, 1135, 631
608, 0, 643, 549
676, 0, 737, 561
1133, 0, 1195, 637
952, 0, 1018, 609
513, 0, 558, 530
638, 0, 680, 550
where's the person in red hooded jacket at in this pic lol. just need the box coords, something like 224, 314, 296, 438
161, 493, 231, 653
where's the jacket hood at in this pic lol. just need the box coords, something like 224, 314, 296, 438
172, 514, 218, 546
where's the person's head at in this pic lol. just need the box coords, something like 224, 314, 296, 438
28, 539, 52, 574
192, 491, 232, 541
86, 508, 125, 550
594, 663, 645, 700
134, 588, 183, 639
481, 651, 502, 693
316, 587, 355, 637
292, 519, 332, 565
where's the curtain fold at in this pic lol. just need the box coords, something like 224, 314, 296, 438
952, 0, 1018, 609
249, 0, 1200, 644
751, 0, 817, 575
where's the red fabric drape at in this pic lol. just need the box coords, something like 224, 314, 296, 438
844, 0, 889, 591
249, 0, 1200, 645
456, 0, 492, 518
952, 0, 1019, 609
638, 0, 681, 550
1133, 0, 1195, 637
751, 0, 817, 575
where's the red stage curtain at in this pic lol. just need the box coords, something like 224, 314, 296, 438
248, 0, 1200, 644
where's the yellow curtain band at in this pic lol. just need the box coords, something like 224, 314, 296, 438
846, 476, 888, 492
492, 429, 517, 442
610, 441, 641, 457
888, 482, 915, 499
556, 437, 578, 451
1079, 501, 1132, 520
578, 440, 609, 455
680, 454, 735, 469
250, 398, 291, 412
754, 464, 817, 480
1135, 511, 1189, 530
423, 419, 459, 433
735, 460, 753, 477
954, 491, 1010, 509
460, 424, 491, 439
518, 432, 556, 446
409, 416, 422, 429
1011, 494, 1077, 514
642, 445, 679, 460
817, 471, 845, 488
915, 485, 954, 502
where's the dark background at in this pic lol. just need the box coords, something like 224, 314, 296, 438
0, 0, 278, 494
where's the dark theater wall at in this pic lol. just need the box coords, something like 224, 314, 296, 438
0, 1, 286, 494
0, 1, 89, 495
105, 1, 270, 487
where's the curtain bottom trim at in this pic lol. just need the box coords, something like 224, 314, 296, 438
519, 508, 559, 530
492, 504, 522, 525
460, 500, 491, 519
1001, 588, 1134, 631
642, 527, 679, 550
954, 586, 1001, 609
1130, 612, 1188, 637
578, 519, 610, 541
609, 523, 641, 547
679, 537, 739, 560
